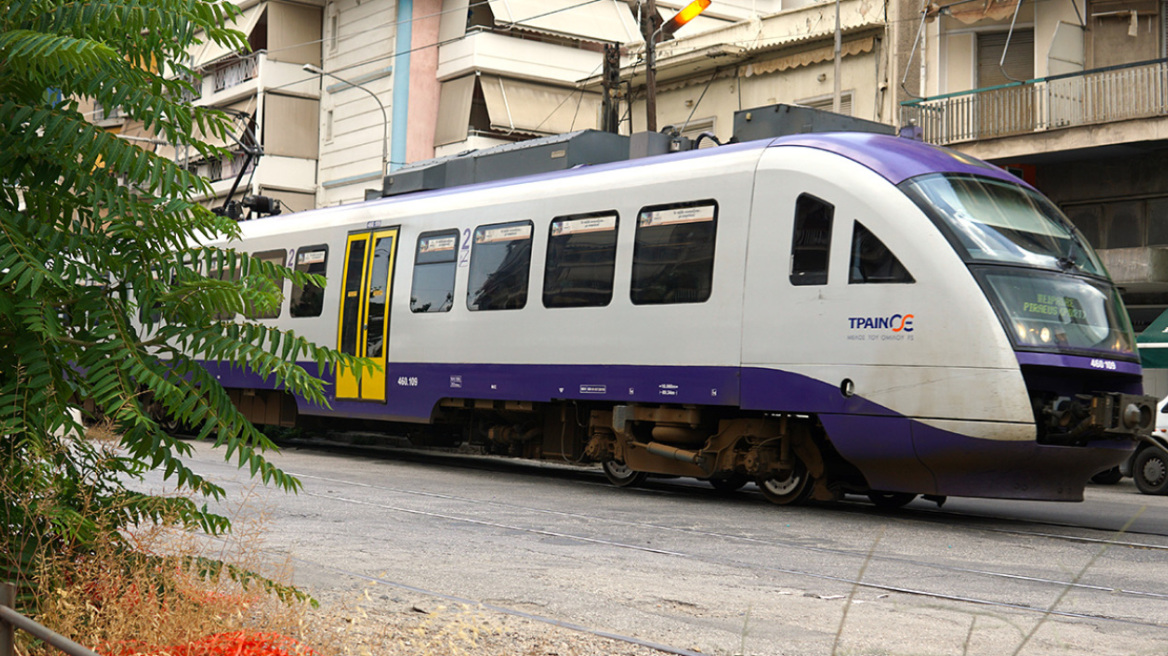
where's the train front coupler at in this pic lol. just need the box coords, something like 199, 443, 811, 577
1040, 392, 1157, 446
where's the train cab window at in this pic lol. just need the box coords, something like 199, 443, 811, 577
467, 221, 533, 311
631, 201, 717, 305
411, 230, 459, 313
790, 194, 834, 286
848, 222, 914, 284
245, 249, 287, 320
290, 245, 328, 317
543, 212, 618, 308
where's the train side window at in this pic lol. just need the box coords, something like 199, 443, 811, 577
790, 194, 834, 286
245, 249, 287, 320
290, 245, 328, 317
210, 252, 241, 321
411, 230, 459, 313
631, 200, 717, 305
467, 221, 533, 311
849, 222, 914, 284
544, 211, 618, 308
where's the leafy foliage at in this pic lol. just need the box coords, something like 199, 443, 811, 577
0, 0, 366, 607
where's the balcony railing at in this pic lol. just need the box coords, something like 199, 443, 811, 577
211, 55, 258, 93
901, 58, 1168, 146
90, 101, 124, 123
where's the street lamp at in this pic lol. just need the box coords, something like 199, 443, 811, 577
303, 63, 389, 178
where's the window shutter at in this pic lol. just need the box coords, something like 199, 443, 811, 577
978, 30, 1035, 88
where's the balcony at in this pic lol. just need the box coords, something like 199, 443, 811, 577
211, 56, 258, 93
193, 51, 319, 108
91, 101, 125, 127
901, 58, 1168, 147
437, 29, 602, 85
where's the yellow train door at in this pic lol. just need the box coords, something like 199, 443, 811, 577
335, 227, 399, 402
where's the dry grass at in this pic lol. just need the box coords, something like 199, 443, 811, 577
318, 598, 669, 656
18, 430, 667, 656
22, 448, 330, 656
83, 418, 120, 443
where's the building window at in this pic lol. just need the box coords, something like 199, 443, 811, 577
467, 221, 533, 311
790, 194, 834, 286
544, 212, 618, 308
796, 93, 854, 117
290, 245, 328, 317
977, 30, 1034, 88
411, 230, 459, 313
631, 201, 717, 305
327, 3, 339, 53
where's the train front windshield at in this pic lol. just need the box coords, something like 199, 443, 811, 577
901, 173, 1137, 359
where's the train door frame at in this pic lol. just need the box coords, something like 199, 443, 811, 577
335, 226, 400, 402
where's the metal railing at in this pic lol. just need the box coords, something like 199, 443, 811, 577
90, 102, 124, 123
1, 582, 101, 656
901, 58, 1168, 145
211, 55, 258, 93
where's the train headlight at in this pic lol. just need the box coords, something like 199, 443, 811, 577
1039, 327, 1052, 343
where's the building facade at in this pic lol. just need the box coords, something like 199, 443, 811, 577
181, 0, 323, 215
612, 0, 891, 142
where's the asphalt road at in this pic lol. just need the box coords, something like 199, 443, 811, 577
142, 441, 1168, 656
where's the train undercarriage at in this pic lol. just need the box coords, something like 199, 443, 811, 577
221, 390, 897, 507
424, 398, 871, 507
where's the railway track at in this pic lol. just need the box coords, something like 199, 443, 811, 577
161, 436, 1168, 653
283, 435, 1168, 542
289, 472, 1168, 626
263, 439, 1168, 629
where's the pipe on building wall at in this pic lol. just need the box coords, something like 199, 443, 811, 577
391, 0, 413, 171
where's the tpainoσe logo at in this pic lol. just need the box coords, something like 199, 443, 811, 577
848, 314, 914, 332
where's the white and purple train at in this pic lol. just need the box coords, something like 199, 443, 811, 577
203, 132, 1157, 506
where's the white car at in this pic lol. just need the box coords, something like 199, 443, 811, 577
1098, 397, 1168, 493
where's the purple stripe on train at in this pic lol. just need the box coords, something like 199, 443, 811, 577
202, 356, 1136, 500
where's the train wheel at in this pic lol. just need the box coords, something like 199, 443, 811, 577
757, 462, 812, 506
602, 460, 648, 488
708, 473, 749, 492
867, 492, 917, 509
1133, 446, 1168, 495
1090, 467, 1123, 485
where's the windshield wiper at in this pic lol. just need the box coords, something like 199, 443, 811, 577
1057, 237, 1080, 271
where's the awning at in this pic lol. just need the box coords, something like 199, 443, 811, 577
439, 0, 470, 43
487, 0, 640, 43
194, 4, 265, 69
1138, 309, 1168, 368
434, 75, 476, 147
479, 75, 601, 136
945, 0, 1021, 25
743, 36, 876, 77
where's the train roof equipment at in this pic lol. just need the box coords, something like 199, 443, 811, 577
376, 103, 902, 200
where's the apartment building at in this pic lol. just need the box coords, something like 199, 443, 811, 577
188, 0, 890, 207
611, 0, 890, 142
898, 0, 1168, 333
177, 0, 323, 215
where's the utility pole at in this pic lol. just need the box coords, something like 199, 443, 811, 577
639, 0, 711, 132
641, 0, 660, 132
602, 43, 621, 133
